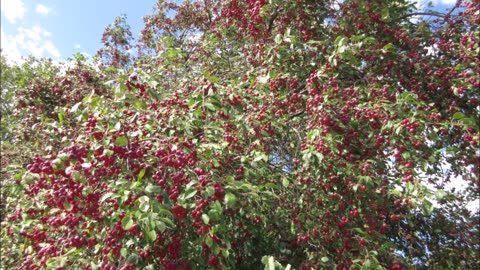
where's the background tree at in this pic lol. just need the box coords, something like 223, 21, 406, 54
1, 0, 478, 269
0, 56, 59, 142
97, 14, 135, 70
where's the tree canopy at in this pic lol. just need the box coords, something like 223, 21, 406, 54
1, 0, 479, 269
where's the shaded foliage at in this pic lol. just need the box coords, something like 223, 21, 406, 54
1, 0, 479, 269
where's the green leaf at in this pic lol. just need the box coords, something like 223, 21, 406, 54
90, 262, 99, 270
421, 199, 434, 216
205, 102, 218, 111
314, 152, 324, 163
382, 43, 394, 52
63, 201, 73, 211
103, 149, 114, 156
22, 173, 35, 184
160, 217, 175, 226
381, 242, 397, 250
122, 216, 134, 230
100, 192, 114, 203
362, 260, 371, 269
208, 75, 219, 83
253, 152, 268, 162
268, 256, 275, 270
125, 239, 135, 246
112, 121, 122, 132
264, 183, 277, 189
114, 136, 129, 146
401, 151, 411, 159
179, 187, 197, 201
222, 248, 230, 258
58, 111, 65, 123
460, 117, 478, 130
205, 186, 215, 197
121, 247, 128, 257
335, 36, 348, 47
435, 189, 446, 200
354, 228, 367, 236
81, 163, 92, 169
205, 237, 214, 247
452, 112, 464, 120
145, 184, 162, 194
135, 101, 147, 110
58, 153, 70, 160
157, 221, 166, 232
126, 254, 140, 264
138, 169, 146, 181
321, 257, 329, 263
405, 182, 414, 194
429, 131, 439, 141
145, 230, 157, 242
71, 102, 82, 112
381, 8, 390, 20
282, 178, 290, 188
258, 75, 269, 84
201, 214, 210, 224
138, 196, 150, 212
212, 244, 220, 255
209, 96, 222, 108
224, 193, 237, 208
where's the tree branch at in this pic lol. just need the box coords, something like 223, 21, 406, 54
267, 7, 282, 32
389, 12, 447, 23
288, 110, 305, 120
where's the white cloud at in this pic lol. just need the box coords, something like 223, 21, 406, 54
412, 0, 457, 10
44, 40, 61, 59
1, 0, 26, 24
74, 44, 82, 49
0, 25, 61, 63
409, 0, 457, 22
433, 0, 457, 4
35, 4, 52, 15
1, 27, 23, 63
23, 25, 51, 42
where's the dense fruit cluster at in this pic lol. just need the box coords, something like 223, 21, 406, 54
1, 0, 478, 269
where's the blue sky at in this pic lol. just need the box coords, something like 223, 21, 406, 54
1, 0, 457, 64
1, 0, 158, 63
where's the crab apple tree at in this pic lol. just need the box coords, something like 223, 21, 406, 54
1, 0, 479, 269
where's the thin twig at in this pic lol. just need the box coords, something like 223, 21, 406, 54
389, 12, 447, 23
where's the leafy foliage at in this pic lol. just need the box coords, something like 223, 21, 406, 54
1, 0, 479, 269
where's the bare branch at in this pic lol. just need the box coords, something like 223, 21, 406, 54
389, 12, 447, 23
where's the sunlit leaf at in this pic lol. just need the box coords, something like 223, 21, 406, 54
114, 136, 128, 146
122, 216, 134, 230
